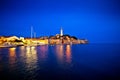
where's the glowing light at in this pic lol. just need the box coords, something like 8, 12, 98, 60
60, 27, 63, 36
25, 46, 38, 71
20, 46, 25, 50
19, 46, 25, 57
56, 45, 64, 63
9, 47, 16, 57
26, 46, 33, 64
9, 47, 16, 71
26, 46, 31, 54
66, 45, 71, 63
31, 46, 37, 60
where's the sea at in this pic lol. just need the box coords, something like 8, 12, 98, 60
0, 44, 120, 80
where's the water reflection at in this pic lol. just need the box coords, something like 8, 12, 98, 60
0, 48, 4, 70
56, 45, 72, 64
31, 46, 37, 60
0, 48, 1, 54
9, 47, 16, 71
0, 44, 119, 80
19, 46, 25, 57
25, 46, 37, 71
38, 45, 48, 60
9, 47, 16, 57
66, 45, 72, 63
56, 45, 64, 63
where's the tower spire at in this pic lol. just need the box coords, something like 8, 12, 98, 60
60, 27, 63, 36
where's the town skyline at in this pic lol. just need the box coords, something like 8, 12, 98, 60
0, 26, 88, 47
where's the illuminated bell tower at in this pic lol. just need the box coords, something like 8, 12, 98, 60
60, 27, 63, 36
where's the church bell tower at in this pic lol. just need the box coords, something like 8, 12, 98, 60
60, 27, 63, 36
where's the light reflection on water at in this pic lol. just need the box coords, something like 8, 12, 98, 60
0, 44, 120, 80
55, 45, 64, 63
9, 47, 16, 71
11, 45, 72, 72
38, 45, 48, 60
9, 47, 16, 57
66, 45, 71, 63
55, 45, 72, 64
19, 46, 25, 57
25, 46, 38, 72
17, 45, 72, 73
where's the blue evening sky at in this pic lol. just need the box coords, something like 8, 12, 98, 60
0, 0, 120, 43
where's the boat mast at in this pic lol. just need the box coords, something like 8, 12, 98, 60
31, 26, 33, 39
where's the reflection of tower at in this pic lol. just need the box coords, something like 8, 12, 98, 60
60, 27, 63, 36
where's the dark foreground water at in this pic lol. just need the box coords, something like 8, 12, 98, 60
0, 44, 120, 80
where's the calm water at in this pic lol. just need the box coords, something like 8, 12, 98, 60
0, 44, 120, 80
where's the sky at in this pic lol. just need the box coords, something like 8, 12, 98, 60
0, 0, 120, 43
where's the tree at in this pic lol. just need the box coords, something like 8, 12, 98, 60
71, 36, 78, 40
